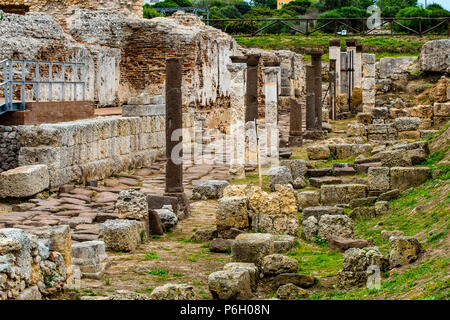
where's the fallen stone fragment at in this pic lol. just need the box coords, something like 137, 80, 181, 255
150, 283, 195, 300
208, 269, 252, 300
261, 254, 299, 276
389, 236, 423, 267
277, 283, 308, 300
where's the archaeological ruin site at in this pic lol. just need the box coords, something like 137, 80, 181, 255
0, 0, 448, 304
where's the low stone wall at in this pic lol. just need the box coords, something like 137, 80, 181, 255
0, 126, 20, 173
16, 114, 166, 188
0, 226, 72, 300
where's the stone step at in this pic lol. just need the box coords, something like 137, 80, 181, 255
309, 176, 342, 188
354, 162, 382, 174
307, 168, 333, 177
333, 167, 356, 176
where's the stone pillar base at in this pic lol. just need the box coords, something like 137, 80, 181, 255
303, 130, 326, 140
163, 192, 190, 220
288, 135, 303, 147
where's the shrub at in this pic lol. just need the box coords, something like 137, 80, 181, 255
143, 6, 162, 19
216, 5, 243, 19
225, 20, 258, 34
394, 6, 429, 33
317, 6, 369, 33
283, 0, 312, 15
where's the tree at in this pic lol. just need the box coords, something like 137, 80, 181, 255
283, 0, 312, 15
251, 0, 277, 9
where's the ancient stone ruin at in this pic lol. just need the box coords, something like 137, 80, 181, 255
0, 1, 448, 303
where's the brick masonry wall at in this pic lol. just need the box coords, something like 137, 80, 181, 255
0, 126, 20, 173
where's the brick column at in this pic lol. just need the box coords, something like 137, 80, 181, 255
362, 53, 376, 113
329, 39, 341, 94
227, 62, 247, 178
164, 57, 190, 218
311, 50, 323, 130
262, 66, 280, 164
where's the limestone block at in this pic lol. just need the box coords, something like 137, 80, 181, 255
368, 167, 390, 191
320, 184, 367, 205
280, 159, 307, 180
208, 269, 251, 300
251, 213, 298, 236
379, 150, 412, 167
99, 219, 144, 252
394, 117, 420, 132
231, 233, 274, 266
347, 123, 365, 137
317, 215, 354, 240
122, 104, 165, 117
397, 130, 420, 140
295, 190, 320, 210
150, 283, 195, 300
192, 180, 229, 200
274, 184, 297, 215
272, 235, 296, 253
390, 167, 430, 191
302, 206, 344, 221
32, 225, 72, 272
116, 189, 148, 220
261, 254, 299, 276
306, 144, 331, 160
247, 186, 280, 216
419, 39, 450, 73
268, 166, 293, 191
406, 105, 433, 119
301, 216, 318, 241
71, 241, 109, 279
216, 196, 249, 231
389, 236, 423, 267
433, 102, 450, 117
223, 262, 259, 291
0, 165, 49, 198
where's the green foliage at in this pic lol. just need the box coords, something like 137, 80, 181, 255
251, 0, 277, 9
143, 251, 160, 260
143, 5, 162, 19
216, 5, 243, 18
317, 6, 369, 33
283, 0, 312, 15
225, 20, 258, 34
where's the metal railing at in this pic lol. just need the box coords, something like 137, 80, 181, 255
202, 17, 450, 37
0, 59, 86, 115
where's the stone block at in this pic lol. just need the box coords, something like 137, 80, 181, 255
433, 102, 450, 117
349, 207, 377, 219
280, 159, 307, 180
155, 208, 178, 232
122, 104, 165, 117
192, 180, 229, 200
231, 233, 274, 266
261, 254, 299, 276
389, 236, 423, 267
394, 117, 420, 132
346, 123, 365, 137
268, 166, 293, 191
223, 262, 259, 292
99, 219, 144, 252
306, 144, 331, 160
273, 235, 296, 253
0, 165, 49, 198
216, 196, 249, 231
150, 283, 195, 300
397, 130, 420, 140
208, 269, 252, 300
32, 225, 72, 271
390, 167, 430, 191
379, 150, 412, 168
71, 241, 109, 279
251, 213, 298, 236
356, 113, 372, 125
317, 215, 354, 240
320, 184, 367, 205
295, 190, 320, 210
302, 206, 344, 221
116, 189, 148, 220
368, 167, 390, 191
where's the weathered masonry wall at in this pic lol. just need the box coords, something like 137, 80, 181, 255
0, 126, 20, 173
0, 11, 121, 107
0, 0, 143, 19
17, 114, 165, 188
